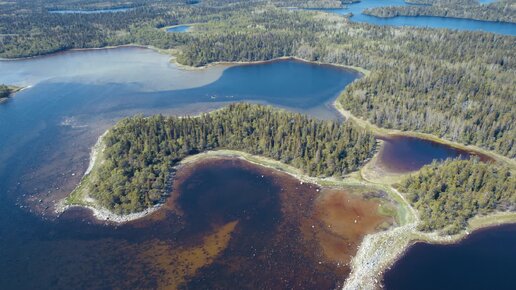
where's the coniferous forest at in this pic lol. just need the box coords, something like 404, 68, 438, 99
398, 159, 515, 234
89, 104, 376, 213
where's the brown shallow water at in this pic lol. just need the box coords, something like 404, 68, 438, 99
136, 157, 393, 289
1, 157, 391, 289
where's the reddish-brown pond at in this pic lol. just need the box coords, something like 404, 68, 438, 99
141, 157, 392, 289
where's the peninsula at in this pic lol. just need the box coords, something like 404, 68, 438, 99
0, 85, 21, 103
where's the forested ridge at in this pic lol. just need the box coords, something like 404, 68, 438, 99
88, 103, 376, 214
363, 0, 516, 23
398, 159, 515, 234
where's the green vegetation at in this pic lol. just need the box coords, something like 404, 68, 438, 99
85, 103, 376, 214
0, 84, 17, 102
398, 159, 516, 234
364, 0, 516, 23
0, 0, 254, 58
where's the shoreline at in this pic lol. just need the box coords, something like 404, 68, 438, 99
0, 44, 175, 62
0, 85, 28, 103
170, 54, 369, 75
36, 45, 515, 287
58, 106, 516, 289
333, 100, 516, 168
0, 45, 368, 77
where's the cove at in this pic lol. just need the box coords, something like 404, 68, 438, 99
383, 224, 516, 290
312, 0, 516, 35
0, 156, 391, 289
377, 135, 492, 173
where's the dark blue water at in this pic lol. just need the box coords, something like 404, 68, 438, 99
313, 0, 516, 35
384, 224, 516, 290
166, 25, 191, 33
378, 135, 491, 172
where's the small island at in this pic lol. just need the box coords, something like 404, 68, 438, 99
0, 84, 21, 103
63, 101, 516, 289
66, 103, 377, 215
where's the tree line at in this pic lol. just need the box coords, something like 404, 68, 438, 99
89, 103, 376, 214
398, 158, 515, 234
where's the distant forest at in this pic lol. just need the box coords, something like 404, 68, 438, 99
399, 158, 515, 234
88, 104, 376, 213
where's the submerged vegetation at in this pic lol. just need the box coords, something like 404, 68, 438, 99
398, 158, 516, 234
83, 103, 375, 214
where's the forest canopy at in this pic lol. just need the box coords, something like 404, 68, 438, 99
85, 103, 376, 214
398, 158, 516, 234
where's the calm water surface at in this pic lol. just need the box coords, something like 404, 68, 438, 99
378, 135, 491, 173
0, 47, 511, 288
166, 25, 191, 33
0, 47, 361, 289
384, 224, 516, 290
314, 0, 516, 35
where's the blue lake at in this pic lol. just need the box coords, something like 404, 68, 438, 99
378, 135, 492, 173
166, 25, 192, 33
313, 0, 516, 35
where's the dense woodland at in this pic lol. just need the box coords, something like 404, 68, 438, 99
90, 104, 376, 213
364, 0, 516, 23
398, 159, 515, 234
176, 8, 516, 158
